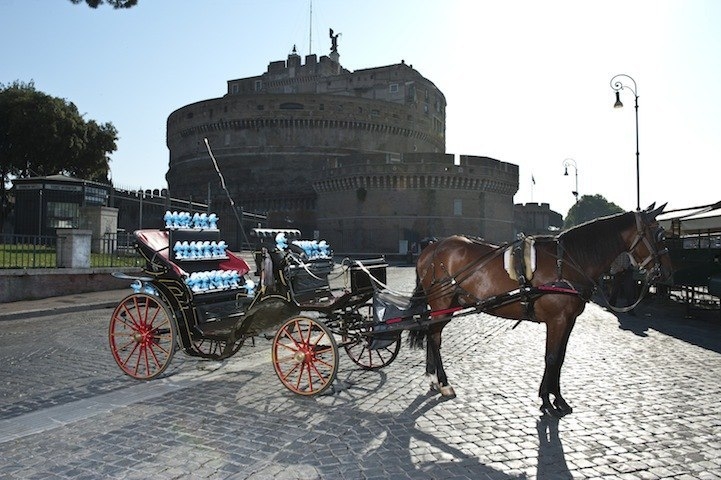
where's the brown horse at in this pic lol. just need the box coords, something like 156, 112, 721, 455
411, 204, 673, 417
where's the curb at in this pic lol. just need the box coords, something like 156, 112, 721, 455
0, 300, 120, 322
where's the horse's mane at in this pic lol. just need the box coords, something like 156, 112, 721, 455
557, 211, 636, 269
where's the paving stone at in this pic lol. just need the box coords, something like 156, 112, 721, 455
1, 269, 721, 479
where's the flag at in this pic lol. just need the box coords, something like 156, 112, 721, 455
532, 175, 536, 185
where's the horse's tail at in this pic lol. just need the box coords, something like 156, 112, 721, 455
407, 266, 428, 349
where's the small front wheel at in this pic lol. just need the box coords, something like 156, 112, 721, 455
109, 293, 176, 380
272, 316, 338, 396
344, 334, 401, 370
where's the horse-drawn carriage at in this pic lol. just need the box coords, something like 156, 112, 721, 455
657, 202, 721, 315
109, 219, 400, 396
110, 204, 672, 417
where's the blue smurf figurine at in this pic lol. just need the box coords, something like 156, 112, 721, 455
164, 210, 173, 229
244, 278, 256, 296
208, 213, 218, 230
173, 241, 184, 259
181, 212, 191, 228
198, 213, 208, 230
275, 232, 288, 251
228, 270, 240, 288
186, 273, 200, 293
319, 240, 330, 258
217, 241, 227, 257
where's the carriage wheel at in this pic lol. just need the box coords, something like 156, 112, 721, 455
109, 293, 177, 380
344, 334, 401, 370
272, 316, 338, 396
191, 337, 244, 360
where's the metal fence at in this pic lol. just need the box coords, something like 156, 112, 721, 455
0, 232, 141, 269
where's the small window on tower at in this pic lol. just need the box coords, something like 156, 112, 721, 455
454, 199, 463, 216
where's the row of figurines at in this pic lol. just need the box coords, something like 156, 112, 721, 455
184, 269, 256, 294
275, 233, 332, 259
164, 211, 219, 230
173, 240, 228, 260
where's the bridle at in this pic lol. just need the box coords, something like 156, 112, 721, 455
626, 211, 670, 284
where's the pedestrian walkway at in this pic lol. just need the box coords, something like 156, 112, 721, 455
0, 289, 129, 322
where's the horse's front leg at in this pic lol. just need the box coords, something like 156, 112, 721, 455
539, 318, 576, 417
426, 325, 456, 398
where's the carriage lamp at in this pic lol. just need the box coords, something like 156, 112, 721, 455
610, 73, 640, 210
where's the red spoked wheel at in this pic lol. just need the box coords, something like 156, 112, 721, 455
344, 333, 401, 370
272, 316, 338, 396
109, 293, 177, 380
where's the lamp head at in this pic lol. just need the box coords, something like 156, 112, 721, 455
613, 91, 624, 108
564, 166, 569, 176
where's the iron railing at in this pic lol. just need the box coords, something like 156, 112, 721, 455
0, 232, 141, 269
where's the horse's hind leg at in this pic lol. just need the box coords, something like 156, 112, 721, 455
426, 326, 456, 398
539, 318, 576, 417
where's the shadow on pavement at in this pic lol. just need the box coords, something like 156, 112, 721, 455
536, 414, 572, 480
611, 295, 721, 354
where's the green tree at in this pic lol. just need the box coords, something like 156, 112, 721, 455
563, 194, 624, 229
0, 81, 118, 228
69, 0, 138, 8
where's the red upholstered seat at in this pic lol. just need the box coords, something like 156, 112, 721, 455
135, 229, 170, 259
135, 229, 186, 277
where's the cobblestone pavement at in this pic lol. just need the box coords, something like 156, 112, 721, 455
1, 267, 720, 479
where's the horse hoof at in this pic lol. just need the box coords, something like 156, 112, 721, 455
439, 385, 456, 398
553, 399, 573, 415
540, 404, 563, 418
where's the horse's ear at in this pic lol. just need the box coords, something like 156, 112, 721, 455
648, 202, 667, 220
645, 202, 656, 211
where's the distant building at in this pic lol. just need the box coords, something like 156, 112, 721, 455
514, 203, 564, 236
316, 153, 517, 253
9, 175, 263, 247
166, 41, 519, 252
12, 175, 112, 237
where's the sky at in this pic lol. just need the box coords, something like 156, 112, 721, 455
1, 0, 720, 219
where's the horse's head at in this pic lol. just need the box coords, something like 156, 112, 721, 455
626, 203, 673, 284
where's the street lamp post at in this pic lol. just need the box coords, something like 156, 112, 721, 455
563, 158, 579, 203
610, 74, 640, 211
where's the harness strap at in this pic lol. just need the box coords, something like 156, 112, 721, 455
556, 239, 565, 280
512, 239, 535, 320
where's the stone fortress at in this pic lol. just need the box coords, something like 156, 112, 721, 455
166, 34, 519, 253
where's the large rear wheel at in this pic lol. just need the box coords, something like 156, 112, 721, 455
109, 293, 177, 380
272, 316, 338, 396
